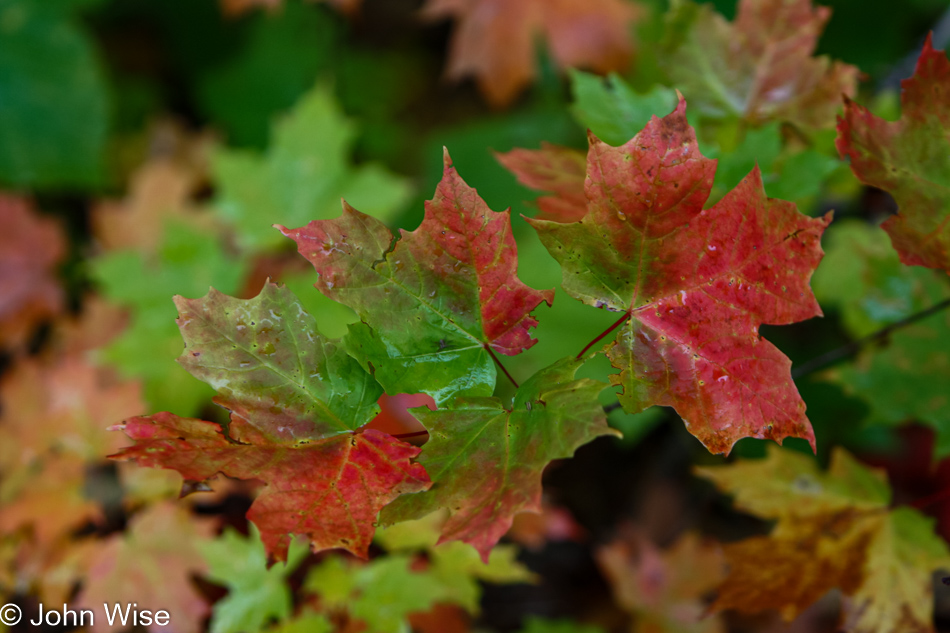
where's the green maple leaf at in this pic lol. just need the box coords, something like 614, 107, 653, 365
305, 554, 448, 633
281, 150, 554, 405
379, 357, 618, 559
0, 0, 108, 188
376, 511, 535, 613
91, 220, 247, 415
568, 70, 678, 147
697, 446, 950, 631
201, 526, 310, 633
212, 84, 412, 251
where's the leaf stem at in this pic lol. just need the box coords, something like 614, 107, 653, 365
577, 312, 630, 359
487, 346, 520, 389
792, 296, 950, 379
390, 430, 430, 440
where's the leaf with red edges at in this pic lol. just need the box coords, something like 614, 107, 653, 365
111, 281, 430, 560
280, 150, 553, 405
379, 357, 618, 561
495, 143, 588, 222
530, 97, 830, 454
837, 34, 950, 274
112, 414, 429, 561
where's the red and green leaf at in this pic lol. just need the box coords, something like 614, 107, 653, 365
662, 0, 857, 131
531, 98, 830, 454
837, 34, 950, 274
379, 357, 618, 561
281, 151, 553, 405
111, 282, 431, 561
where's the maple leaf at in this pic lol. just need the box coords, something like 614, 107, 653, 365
92, 158, 209, 255
201, 526, 310, 633
836, 34, 950, 274
425, 0, 639, 107
75, 502, 214, 633
596, 528, 724, 633
696, 446, 950, 632
305, 553, 451, 633
496, 143, 588, 222
281, 150, 554, 405
0, 455, 101, 547
661, 0, 857, 132
0, 194, 65, 350
376, 510, 536, 613
379, 357, 619, 560
111, 282, 430, 561
531, 97, 830, 454
91, 220, 247, 415
213, 85, 411, 251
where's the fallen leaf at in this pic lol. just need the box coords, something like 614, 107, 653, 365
425, 0, 639, 107
0, 194, 65, 350
76, 502, 214, 633
697, 446, 950, 632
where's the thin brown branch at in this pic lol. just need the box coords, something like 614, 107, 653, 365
487, 345, 519, 389
577, 312, 630, 359
792, 296, 950, 380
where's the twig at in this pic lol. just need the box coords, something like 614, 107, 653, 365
792, 296, 950, 379
487, 346, 520, 388
577, 313, 630, 359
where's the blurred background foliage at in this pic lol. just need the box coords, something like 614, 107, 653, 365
3, 0, 950, 631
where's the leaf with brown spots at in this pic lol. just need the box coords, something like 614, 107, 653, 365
531, 97, 830, 454
697, 446, 950, 632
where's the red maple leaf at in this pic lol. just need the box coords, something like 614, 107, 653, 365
495, 143, 588, 222
530, 97, 830, 454
281, 150, 553, 405
425, 0, 640, 107
837, 34, 950, 274
112, 414, 429, 561
110, 282, 430, 561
